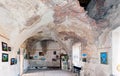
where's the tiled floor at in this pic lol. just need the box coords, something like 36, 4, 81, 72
22, 70, 75, 76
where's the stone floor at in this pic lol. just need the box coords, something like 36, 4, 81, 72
22, 70, 76, 76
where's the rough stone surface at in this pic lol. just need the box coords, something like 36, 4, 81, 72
0, 0, 120, 76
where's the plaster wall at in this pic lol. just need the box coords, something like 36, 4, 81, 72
0, 35, 20, 76
112, 26, 120, 76
23, 59, 29, 72
29, 41, 62, 67
19, 48, 30, 75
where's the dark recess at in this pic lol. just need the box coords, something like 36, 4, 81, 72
78, 0, 91, 10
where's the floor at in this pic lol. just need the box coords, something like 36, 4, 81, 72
22, 70, 75, 76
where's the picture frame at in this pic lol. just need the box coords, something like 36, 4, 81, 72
53, 51, 56, 55
11, 58, 15, 65
2, 42, 8, 51
40, 57, 46, 61
2, 53, 8, 62
82, 58, 87, 62
8, 47, 11, 51
52, 58, 56, 61
39, 52, 44, 56
56, 55, 59, 59
14, 58, 17, 64
10, 58, 17, 65
82, 53, 87, 57
100, 52, 108, 64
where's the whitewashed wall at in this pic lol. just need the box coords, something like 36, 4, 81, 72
0, 35, 20, 76
112, 26, 120, 76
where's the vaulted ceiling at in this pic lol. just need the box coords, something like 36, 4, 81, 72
0, 0, 120, 51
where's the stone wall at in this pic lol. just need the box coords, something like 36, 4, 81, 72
28, 41, 64, 68
82, 31, 112, 76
